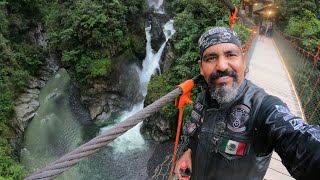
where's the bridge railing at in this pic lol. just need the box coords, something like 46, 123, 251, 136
273, 29, 320, 124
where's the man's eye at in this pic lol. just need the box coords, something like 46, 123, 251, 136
206, 56, 216, 61
226, 54, 236, 57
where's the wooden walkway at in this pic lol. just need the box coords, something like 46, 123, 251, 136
247, 35, 303, 179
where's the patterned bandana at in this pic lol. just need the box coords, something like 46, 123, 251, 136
198, 27, 242, 57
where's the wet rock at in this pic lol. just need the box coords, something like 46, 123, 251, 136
11, 64, 58, 136
147, 9, 170, 51
88, 102, 104, 120
161, 41, 176, 72
82, 60, 142, 121
38, 80, 46, 88
28, 76, 40, 89
141, 112, 175, 143
25, 89, 40, 95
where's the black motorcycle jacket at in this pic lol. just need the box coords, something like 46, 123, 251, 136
184, 79, 320, 180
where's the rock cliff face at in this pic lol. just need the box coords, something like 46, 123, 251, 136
80, 56, 143, 124
11, 63, 58, 135
11, 23, 60, 135
140, 112, 176, 142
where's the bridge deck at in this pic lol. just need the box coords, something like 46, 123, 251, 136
247, 35, 302, 180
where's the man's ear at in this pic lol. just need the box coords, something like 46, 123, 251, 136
198, 60, 204, 76
242, 52, 246, 63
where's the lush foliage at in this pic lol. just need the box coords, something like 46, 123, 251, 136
39, 0, 146, 83
145, 0, 251, 127
0, 0, 44, 178
275, 0, 320, 52
0, 139, 26, 180
284, 10, 320, 52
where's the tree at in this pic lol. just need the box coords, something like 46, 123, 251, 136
275, 0, 320, 52
285, 10, 320, 52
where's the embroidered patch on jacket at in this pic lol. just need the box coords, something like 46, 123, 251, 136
219, 138, 246, 156
191, 110, 201, 123
283, 114, 295, 121
289, 118, 305, 130
275, 105, 290, 113
194, 102, 203, 111
227, 104, 250, 133
183, 122, 197, 135
307, 128, 320, 142
298, 125, 309, 134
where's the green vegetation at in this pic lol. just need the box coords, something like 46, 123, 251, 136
0, 139, 26, 180
145, 0, 251, 128
39, 0, 146, 83
276, 0, 320, 52
285, 10, 320, 52
0, 0, 146, 178
0, 0, 43, 178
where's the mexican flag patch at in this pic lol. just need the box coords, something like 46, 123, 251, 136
219, 138, 246, 156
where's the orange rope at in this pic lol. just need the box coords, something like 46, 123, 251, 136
169, 79, 194, 180
229, 5, 238, 29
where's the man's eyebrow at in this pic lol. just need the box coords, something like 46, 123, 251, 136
224, 49, 241, 55
202, 52, 217, 59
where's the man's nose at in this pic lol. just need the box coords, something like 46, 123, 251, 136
215, 57, 228, 72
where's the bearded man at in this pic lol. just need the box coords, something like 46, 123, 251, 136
174, 27, 320, 180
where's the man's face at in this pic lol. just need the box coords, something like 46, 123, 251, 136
198, 43, 246, 103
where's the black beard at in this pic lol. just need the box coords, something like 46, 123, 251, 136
208, 70, 239, 104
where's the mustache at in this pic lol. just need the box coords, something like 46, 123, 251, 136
208, 70, 238, 83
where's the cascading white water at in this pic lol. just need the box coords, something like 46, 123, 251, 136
140, 20, 176, 96
103, 20, 176, 154
147, 0, 165, 13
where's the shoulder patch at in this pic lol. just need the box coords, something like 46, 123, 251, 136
191, 110, 201, 123
194, 102, 203, 111
183, 122, 197, 135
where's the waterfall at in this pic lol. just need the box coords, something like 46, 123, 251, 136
102, 20, 176, 154
147, 0, 165, 13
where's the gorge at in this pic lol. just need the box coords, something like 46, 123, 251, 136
19, 0, 176, 179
